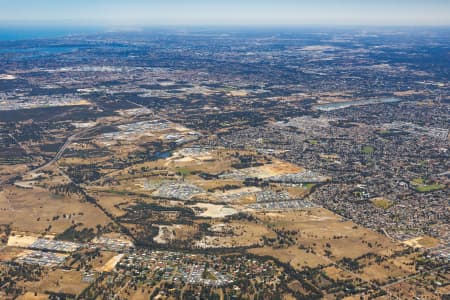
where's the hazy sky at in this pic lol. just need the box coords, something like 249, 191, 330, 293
1, 0, 449, 26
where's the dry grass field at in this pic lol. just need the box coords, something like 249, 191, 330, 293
0, 164, 30, 183
357, 254, 418, 283
16, 292, 49, 300
323, 266, 357, 281
195, 221, 275, 249
20, 269, 90, 296
384, 281, 442, 300
0, 185, 111, 234
249, 246, 330, 270
115, 286, 153, 300
88, 191, 135, 217
95, 253, 124, 272
403, 236, 441, 248
0, 246, 26, 261
243, 208, 418, 287
245, 160, 304, 178
255, 209, 403, 261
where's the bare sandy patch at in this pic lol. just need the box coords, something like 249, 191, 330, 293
244, 161, 304, 178
153, 225, 182, 244
403, 236, 440, 249
190, 203, 237, 218
16, 292, 49, 300
96, 253, 124, 272
7, 234, 39, 248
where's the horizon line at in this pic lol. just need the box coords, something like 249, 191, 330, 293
1, 22, 450, 28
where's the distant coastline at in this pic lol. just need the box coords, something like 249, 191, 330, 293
0, 26, 102, 41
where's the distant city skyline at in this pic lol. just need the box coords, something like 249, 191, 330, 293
0, 0, 449, 26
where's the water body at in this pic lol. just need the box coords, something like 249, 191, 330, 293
0, 26, 102, 41
315, 97, 401, 111
0, 46, 87, 55
0, 26, 103, 57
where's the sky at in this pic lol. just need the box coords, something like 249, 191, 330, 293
0, 0, 449, 27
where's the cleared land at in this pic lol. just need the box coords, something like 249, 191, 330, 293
0, 186, 111, 234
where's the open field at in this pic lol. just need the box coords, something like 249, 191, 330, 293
410, 178, 446, 193
370, 197, 393, 209
242, 160, 304, 178
0, 164, 29, 182
0, 186, 111, 234
96, 253, 124, 272
195, 221, 275, 249
153, 224, 180, 244
89, 191, 134, 217
189, 203, 238, 218
243, 208, 419, 288
7, 233, 40, 248
323, 266, 357, 281
403, 236, 441, 248
0, 246, 26, 261
384, 281, 442, 300
249, 246, 330, 270
20, 269, 90, 296
414, 183, 446, 193
357, 254, 418, 283
16, 292, 49, 300
255, 209, 403, 260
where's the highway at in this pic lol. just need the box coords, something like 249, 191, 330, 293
30, 125, 99, 174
